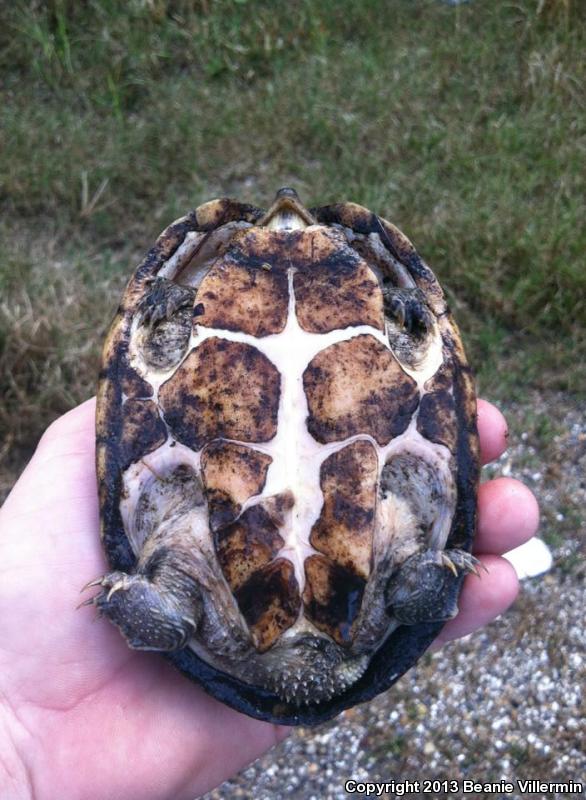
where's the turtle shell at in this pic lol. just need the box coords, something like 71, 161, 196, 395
95, 189, 479, 725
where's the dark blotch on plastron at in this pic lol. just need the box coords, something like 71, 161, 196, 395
424, 359, 453, 393
226, 226, 356, 276
303, 334, 419, 445
235, 559, 301, 652
118, 399, 167, 470
417, 389, 458, 452
159, 338, 280, 450
293, 254, 384, 333
303, 555, 366, 646
201, 442, 272, 530
215, 505, 284, 592
222, 228, 293, 273
310, 440, 377, 580
195, 259, 289, 337
204, 489, 240, 532
119, 364, 153, 398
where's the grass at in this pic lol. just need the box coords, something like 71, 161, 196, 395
1, 0, 585, 492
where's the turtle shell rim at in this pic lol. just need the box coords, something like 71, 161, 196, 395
95, 196, 479, 726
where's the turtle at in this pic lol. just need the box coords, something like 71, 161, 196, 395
85, 187, 480, 726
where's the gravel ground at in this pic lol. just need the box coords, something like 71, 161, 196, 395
205, 392, 585, 800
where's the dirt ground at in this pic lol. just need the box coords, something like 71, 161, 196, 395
205, 392, 585, 800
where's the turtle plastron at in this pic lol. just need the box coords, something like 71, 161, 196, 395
88, 189, 480, 725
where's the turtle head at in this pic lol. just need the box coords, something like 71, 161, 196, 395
259, 187, 316, 231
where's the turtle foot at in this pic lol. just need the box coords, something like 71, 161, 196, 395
138, 277, 195, 329
386, 548, 482, 626
134, 277, 195, 370
80, 570, 199, 651
383, 287, 434, 337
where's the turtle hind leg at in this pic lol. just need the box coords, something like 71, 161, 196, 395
84, 559, 202, 651
83, 464, 207, 651
386, 548, 481, 626
85, 464, 207, 651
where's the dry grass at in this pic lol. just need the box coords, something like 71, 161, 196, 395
0, 230, 128, 495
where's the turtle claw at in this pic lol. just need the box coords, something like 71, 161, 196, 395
76, 595, 98, 610
80, 576, 105, 593
444, 550, 484, 578
106, 583, 125, 602
441, 553, 459, 577
78, 574, 109, 609
386, 547, 482, 625
80, 569, 201, 652
137, 277, 195, 330
383, 288, 434, 337
78, 571, 132, 610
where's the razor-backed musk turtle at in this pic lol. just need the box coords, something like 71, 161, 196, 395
86, 188, 480, 725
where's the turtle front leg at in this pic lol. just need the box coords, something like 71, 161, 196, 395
383, 287, 435, 337
382, 287, 439, 370
386, 549, 481, 625
134, 276, 196, 371
138, 276, 196, 329
85, 561, 201, 651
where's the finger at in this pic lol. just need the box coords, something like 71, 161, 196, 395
474, 477, 540, 555
477, 398, 509, 465
3, 398, 98, 518
35, 397, 97, 458
432, 554, 519, 649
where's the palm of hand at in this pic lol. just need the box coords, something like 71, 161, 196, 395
0, 399, 537, 800
0, 401, 284, 800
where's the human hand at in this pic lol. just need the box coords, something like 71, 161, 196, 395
0, 398, 538, 800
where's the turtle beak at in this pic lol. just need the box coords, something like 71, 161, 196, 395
259, 187, 316, 231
